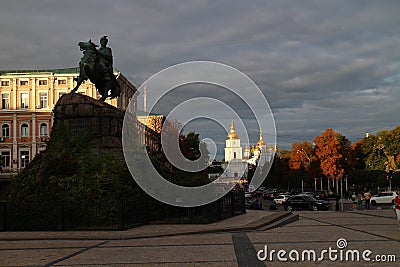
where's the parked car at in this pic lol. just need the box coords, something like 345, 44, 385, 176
314, 190, 329, 200
276, 189, 291, 195
273, 194, 291, 205
258, 186, 266, 192
302, 192, 315, 197
262, 189, 277, 200
255, 187, 265, 197
370, 191, 397, 205
290, 189, 302, 195
284, 195, 330, 211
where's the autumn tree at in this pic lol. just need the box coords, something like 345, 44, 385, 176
314, 128, 345, 181
289, 141, 314, 171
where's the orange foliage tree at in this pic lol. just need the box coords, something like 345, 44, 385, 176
289, 141, 314, 171
314, 128, 344, 180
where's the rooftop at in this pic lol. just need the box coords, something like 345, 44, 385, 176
0, 67, 80, 76
0, 67, 120, 76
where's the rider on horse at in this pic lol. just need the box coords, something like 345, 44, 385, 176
72, 36, 120, 101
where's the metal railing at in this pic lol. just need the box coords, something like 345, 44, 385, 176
0, 191, 245, 231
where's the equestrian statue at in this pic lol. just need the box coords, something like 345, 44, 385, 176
72, 36, 121, 101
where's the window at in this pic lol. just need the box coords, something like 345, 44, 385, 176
233, 152, 237, 159
40, 123, 48, 136
1, 81, 9, 86
1, 151, 10, 168
20, 93, 29, 109
38, 80, 47, 86
20, 151, 29, 168
58, 79, 66, 85
1, 93, 9, 109
21, 123, 29, 137
2, 124, 10, 137
39, 92, 48, 108
20, 80, 28, 86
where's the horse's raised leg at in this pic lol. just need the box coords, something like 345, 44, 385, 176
72, 76, 84, 93
99, 94, 108, 101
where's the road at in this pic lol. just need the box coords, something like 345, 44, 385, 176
1, 210, 399, 266
258, 196, 395, 212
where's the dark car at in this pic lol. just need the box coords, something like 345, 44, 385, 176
290, 189, 302, 195
284, 195, 330, 212
314, 190, 329, 200
262, 189, 277, 200
328, 191, 340, 201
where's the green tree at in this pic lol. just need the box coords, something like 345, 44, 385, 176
362, 127, 400, 171
337, 134, 353, 174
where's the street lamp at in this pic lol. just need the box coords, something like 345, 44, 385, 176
296, 149, 311, 192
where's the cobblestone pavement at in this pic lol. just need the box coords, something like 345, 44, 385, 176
0, 210, 399, 266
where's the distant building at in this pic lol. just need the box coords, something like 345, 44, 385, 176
222, 121, 247, 180
0, 67, 136, 175
224, 120, 243, 162
222, 120, 277, 180
136, 111, 165, 134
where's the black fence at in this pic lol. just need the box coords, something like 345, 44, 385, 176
0, 191, 245, 231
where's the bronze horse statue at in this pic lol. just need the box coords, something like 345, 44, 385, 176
72, 37, 120, 101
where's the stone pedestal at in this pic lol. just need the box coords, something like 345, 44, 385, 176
52, 93, 124, 157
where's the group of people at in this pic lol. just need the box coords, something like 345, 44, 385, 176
349, 188, 400, 230
349, 189, 372, 210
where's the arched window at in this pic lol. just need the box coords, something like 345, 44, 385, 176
21, 123, 29, 137
234, 152, 237, 159
40, 123, 48, 136
2, 124, 10, 137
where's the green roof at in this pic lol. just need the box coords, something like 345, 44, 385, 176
0, 67, 80, 75
0, 67, 121, 76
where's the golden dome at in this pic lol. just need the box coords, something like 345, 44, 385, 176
256, 131, 265, 147
244, 144, 250, 152
251, 144, 255, 152
226, 120, 239, 140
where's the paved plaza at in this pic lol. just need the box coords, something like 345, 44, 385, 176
0, 209, 399, 266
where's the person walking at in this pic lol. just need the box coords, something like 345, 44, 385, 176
364, 190, 371, 210
351, 192, 358, 210
394, 189, 400, 230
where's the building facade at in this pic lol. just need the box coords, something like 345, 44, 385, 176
0, 68, 137, 174
222, 120, 278, 180
224, 121, 243, 162
223, 121, 247, 179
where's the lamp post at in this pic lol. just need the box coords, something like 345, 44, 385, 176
296, 149, 311, 193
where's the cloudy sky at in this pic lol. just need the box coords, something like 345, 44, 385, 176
1, 0, 400, 155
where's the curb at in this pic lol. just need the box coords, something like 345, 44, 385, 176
0, 211, 296, 241
256, 212, 299, 231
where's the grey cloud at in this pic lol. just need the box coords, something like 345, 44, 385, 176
0, 0, 399, 152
